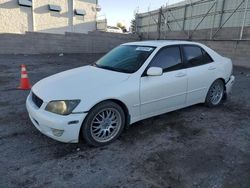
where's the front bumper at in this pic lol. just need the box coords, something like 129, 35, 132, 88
26, 93, 87, 143
225, 75, 235, 94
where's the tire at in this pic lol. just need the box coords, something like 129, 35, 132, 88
205, 79, 225, 107
81, 101, 125, 146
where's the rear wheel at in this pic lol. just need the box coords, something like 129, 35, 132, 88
82, 101, 125, 146
205, 79, 225, 107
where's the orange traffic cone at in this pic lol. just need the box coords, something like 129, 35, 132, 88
18, 64, 32, 90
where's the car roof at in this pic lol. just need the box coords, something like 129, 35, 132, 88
123, 40, 201, 48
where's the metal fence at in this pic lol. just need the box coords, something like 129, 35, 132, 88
136, 0, 250, 40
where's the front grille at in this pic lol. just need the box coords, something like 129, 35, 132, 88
32, 92, 43, 108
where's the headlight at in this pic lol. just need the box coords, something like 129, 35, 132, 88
45, 100, 80, 115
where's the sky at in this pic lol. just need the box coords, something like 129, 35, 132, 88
98, 0, 184, 29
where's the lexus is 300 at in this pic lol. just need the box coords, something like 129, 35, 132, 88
26, 41, 235, 146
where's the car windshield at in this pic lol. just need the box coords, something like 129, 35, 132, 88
93, 45, 155, 73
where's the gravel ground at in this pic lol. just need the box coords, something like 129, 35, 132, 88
0, 54, 250, 188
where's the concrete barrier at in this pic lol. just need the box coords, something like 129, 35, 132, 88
0, 31, 138, 54
200, 40, 250, 68
0, 30, 249, 68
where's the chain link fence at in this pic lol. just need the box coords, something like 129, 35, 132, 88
136, 0, 250, 40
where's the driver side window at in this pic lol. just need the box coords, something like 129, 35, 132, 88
149, 46, 182, 72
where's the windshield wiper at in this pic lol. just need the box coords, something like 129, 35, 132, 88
92, 62, 98, 67
93, 63, 132, 73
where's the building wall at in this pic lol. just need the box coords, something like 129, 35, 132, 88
97, 19, 107, 31
33, 0, 70, 34
73, 0, 97, 33
0, 0, 33, 33
0, 0, 97, 34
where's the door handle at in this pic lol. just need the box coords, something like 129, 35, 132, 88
175, 72, 186, 77
208, 66, 216, 70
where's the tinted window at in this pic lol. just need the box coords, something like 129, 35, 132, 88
183, 46, 204, 67
150, 46, 182, 72
202, 49, 213, 64
183, 45, 213, 67
94, 45, 155, 73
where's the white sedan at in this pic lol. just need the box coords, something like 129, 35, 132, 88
26, 41, 235, 146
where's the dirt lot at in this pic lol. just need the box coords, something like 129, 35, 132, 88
0, 54, 250, 188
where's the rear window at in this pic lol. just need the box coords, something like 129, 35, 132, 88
183, 45, 213, 67
202, 49, 213, 64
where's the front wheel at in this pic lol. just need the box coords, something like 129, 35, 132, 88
81, 101, 125, 146
205, 79, 225, 107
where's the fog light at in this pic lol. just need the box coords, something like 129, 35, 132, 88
51, 128, 64, 137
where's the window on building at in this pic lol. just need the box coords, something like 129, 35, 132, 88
75, 9, 86, 16
48, 4, 62, 12
18, 0, 32, 7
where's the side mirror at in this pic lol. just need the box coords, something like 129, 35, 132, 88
147, 67, 163, 76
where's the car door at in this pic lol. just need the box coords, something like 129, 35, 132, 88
182, 45, 216, 106
140, 46, 188, 118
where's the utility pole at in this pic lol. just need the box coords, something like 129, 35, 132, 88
31, 0, 35, 32
240, 0, 249, 40
157, 7, 163, 40
68, 0, 74, 32
188, 0, 193, 39
210, 0, 218, 40
147, 5, 150, 39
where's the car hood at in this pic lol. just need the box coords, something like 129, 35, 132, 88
32, 65, 130, 102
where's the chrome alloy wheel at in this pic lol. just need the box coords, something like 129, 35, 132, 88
209, 81, 224, 105
90, 108, 122, 143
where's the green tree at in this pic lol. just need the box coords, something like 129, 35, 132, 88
130, 18, 136, 33
116, 22, 127, 33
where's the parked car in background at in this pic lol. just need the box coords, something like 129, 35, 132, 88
106, 26, 123, 33
26, 41, 235, 146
